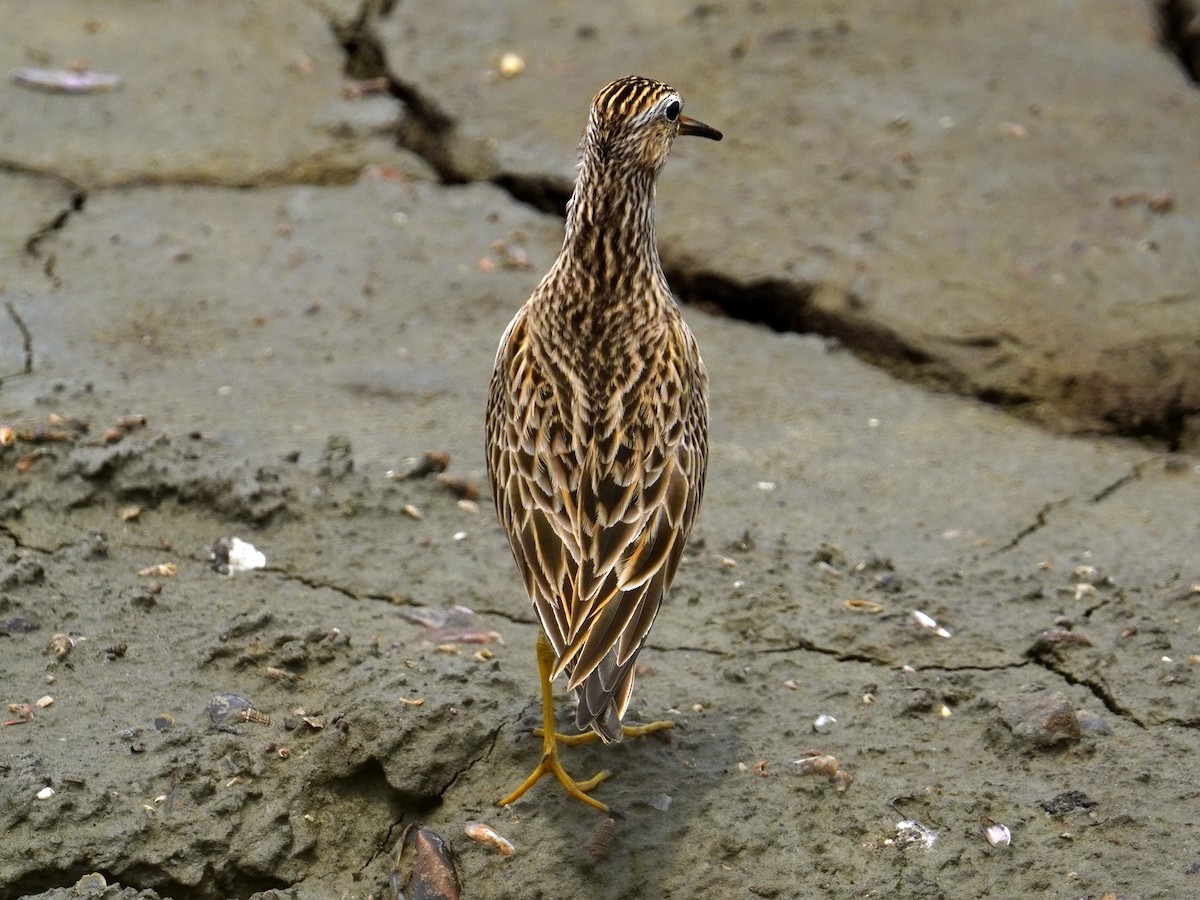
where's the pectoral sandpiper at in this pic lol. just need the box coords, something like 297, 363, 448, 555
486, 75, 721, 812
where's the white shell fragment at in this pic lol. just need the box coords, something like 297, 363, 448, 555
226, 538, 266, 572
894, 819, 938, 851
37, 786, 56, 800
911, 609, 952, 638
210, 537, 266, 575
464, 821, 514, 856
812, 714, 837, 734
981, 817, 1012, 847
12, 67, 123, 93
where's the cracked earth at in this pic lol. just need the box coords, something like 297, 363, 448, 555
2, 1, 1200, 899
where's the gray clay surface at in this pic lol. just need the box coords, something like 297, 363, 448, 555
2, 2, 1199, 899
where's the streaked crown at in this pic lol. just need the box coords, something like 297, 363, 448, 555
591, 76, 680, 129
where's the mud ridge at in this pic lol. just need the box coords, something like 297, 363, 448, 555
7, 868, 290, 900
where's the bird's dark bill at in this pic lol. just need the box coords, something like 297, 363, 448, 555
679, 115, 722, 141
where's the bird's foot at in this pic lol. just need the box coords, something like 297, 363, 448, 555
498, 735, 613, 812
534, 719, 675, 747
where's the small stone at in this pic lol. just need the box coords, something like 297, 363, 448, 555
498, 52, 526, 78
1075, 710, 1112, 734
996, 690, 1081, 748
895, 687, 936, 716
1039, 790, 1097, 817
74, 873, 108, 893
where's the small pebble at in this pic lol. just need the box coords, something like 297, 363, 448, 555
996, 690, 1080, 748
1074, 710, 1112, 734
648, 793, 672, 811
498, 53, 526, 78
37, 786, 55, 800
74, 873, 107, 892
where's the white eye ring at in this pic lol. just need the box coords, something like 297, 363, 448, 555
664, 100, 681, 122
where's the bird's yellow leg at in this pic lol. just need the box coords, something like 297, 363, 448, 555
498, 631, 613, 812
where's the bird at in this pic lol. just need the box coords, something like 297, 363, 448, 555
485, 75, 721, 812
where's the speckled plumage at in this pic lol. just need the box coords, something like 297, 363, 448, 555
486, 75, 720, 781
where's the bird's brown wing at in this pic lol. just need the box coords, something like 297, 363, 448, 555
487, 310, 707, 727
487, 310, 582, 652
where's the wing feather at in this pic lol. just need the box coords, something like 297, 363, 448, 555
487, 301, 708, 740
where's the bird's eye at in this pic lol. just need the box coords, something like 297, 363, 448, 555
664, 100, 681, 122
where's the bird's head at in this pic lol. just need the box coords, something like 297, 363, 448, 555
582, 75, 722, 175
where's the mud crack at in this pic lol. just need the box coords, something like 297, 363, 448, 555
326, 0, 468, 184
3, 300, 33, 376
990, 498, 1071, 555
647, 642, 726, 657
438, 721, 504, 797
5, 164, 89, 289
24, 190, 86, 264
472, 606, 536, 626
921, 660, 1031, 674
277, 570, 393, 604
361, 721, 505, 875
1157, 0, 1200, 83
1025, 647, 1146, 727
667, 268, 942, 380
759, 636, 896, 668
1089, 457, 1161, 503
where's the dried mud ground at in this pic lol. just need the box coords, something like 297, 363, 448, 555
1, 182, 1198, 900
3, 3, 1200, 900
